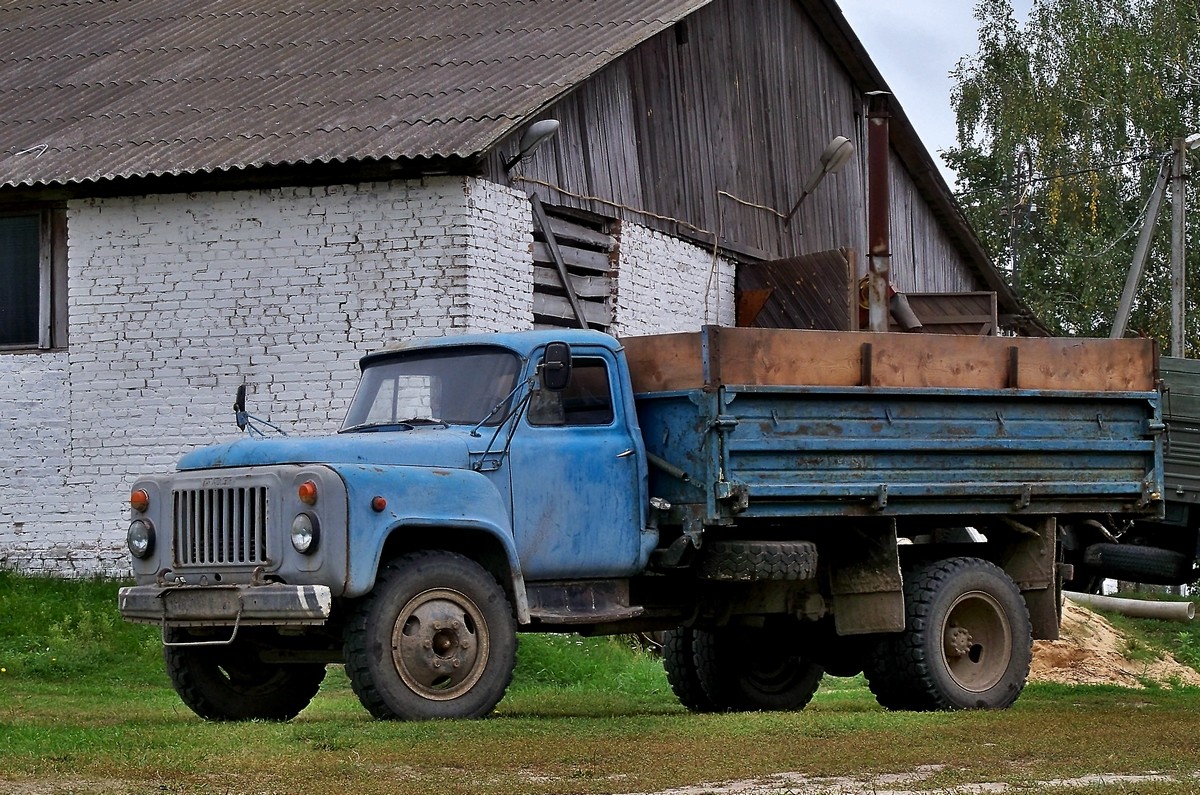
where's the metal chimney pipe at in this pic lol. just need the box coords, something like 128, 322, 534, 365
866, 92, 892, 333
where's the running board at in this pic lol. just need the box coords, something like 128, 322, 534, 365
525, 579, 644, 625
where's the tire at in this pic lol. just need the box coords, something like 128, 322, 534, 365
696, 540, 818, 581
164, 635, 326, 721
692, 623, 824, 712
343, 550, 516, 721
1083, 543, 1195, 586
864, 557, 1031, 711
662, 628, 719, 712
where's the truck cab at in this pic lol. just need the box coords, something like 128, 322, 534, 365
119, 330, 656, 721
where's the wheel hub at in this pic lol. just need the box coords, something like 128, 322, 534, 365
943, 624, 973, 658
391, 588, 489, 701
940, 589, 1012, 693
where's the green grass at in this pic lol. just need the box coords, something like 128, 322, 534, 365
1094, 594, 1200, 674
3, 572, 1200, 794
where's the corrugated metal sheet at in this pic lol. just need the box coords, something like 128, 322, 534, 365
0, 0, 712, 188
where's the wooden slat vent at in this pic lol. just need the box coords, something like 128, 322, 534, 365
532, 204, 615, 331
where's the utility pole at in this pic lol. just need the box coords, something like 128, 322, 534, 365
1172, 136, 1188, 357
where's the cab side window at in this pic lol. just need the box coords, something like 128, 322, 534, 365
529, 357, 614, 426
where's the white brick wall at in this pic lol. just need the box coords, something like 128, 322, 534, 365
0, 176, 533, 575
0, 177, 734, 576
613, 224, 736, 336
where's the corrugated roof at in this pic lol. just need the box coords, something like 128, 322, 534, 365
0, 0, 712, 188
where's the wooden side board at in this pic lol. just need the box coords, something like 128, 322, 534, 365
622, 327, 1158, 394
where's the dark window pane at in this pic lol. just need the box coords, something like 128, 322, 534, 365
0, 216, 40, 346
528, 358, 614, 426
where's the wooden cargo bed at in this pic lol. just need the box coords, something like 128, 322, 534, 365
622, 326, 1158, 395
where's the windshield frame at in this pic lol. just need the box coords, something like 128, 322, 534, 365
341, 345, 524, 432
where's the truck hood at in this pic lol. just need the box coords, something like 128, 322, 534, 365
177, 429, 474, 471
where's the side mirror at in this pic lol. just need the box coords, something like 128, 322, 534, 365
234, 384, 248, 431
540, 342, 572, 392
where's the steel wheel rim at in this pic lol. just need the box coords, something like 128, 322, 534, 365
391, 587, 490, 701
940, 589, 1012, 692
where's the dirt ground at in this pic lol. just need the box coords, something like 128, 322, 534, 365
1029, 598, 1200, 688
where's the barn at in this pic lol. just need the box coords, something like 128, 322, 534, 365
0, 0, 1037, 574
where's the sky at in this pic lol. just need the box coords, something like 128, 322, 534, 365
836, 1, 1034, 186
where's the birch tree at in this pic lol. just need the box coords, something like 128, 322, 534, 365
947, 0, 1200, 345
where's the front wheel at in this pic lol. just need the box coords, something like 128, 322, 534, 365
865, 557, 1031, 711
164, 634, 326, 721
343, 550, 516, 720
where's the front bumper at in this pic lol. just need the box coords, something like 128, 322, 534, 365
118, 583, 332, 627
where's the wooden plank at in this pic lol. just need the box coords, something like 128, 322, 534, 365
623, 331, 705, 394
544, 216, 615, 251
623, 327, 1158, 393
531, 194, 589, 330
531, 242, 612, 273
532, 292, 610, 327
533, 266, 611, 299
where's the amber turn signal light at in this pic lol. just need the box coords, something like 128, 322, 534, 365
130, 488, 150, 513
371, 496, 387, 512
298, 480, 318, 505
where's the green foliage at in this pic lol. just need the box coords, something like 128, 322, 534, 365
948, 0, 1200, 345
0, 571, 160, 682
511, 633, 662, 691
4, 575, 1200, 793
1097, 596, 1200, 672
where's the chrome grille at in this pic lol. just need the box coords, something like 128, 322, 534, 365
173, 486, 268, 566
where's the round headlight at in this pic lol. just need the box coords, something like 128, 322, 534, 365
290, 513, 320, 555
127, 519, 155, 559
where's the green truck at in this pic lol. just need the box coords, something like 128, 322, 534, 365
1065, 356, 1200, 592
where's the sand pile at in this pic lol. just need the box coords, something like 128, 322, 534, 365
1029, 598, 1200, 688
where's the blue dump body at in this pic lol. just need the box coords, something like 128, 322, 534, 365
638, 384, 1163, 523
625, 326, 1164, 527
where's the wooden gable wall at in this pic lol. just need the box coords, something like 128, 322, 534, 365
486, 0, 981, 296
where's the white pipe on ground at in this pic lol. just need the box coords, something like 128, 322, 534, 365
1065, 591, 1195, 622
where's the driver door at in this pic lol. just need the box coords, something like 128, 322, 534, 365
507, 348, 646, 580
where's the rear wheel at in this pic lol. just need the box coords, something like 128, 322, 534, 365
865, 557, 1031, 711
662, 628, 719, 712
164, 634, 326, 721
693, 622, 824, 712
344, 550, 516, 720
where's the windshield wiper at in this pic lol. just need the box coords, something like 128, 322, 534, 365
339, 421, 414, 434
398, 417, 449, 428
339, 417, 448, 434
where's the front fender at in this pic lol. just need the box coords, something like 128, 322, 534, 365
330, 465, 526, 616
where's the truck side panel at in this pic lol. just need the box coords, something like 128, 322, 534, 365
1162, 356, 1200, 504
628, 327, 1163, 524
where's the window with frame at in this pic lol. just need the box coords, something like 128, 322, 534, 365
0, 208, 66, 350
528, 358, 615, 426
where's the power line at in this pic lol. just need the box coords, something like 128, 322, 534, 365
956, 151, 1162, 200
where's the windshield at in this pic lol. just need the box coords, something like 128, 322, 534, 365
342, 347, 522, 431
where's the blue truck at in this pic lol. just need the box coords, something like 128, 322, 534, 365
118, 326, 1163, 720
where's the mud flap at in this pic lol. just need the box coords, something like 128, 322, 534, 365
998, 516, 1059, 641
829, 524, 904, 635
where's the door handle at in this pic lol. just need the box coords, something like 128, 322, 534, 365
616, 449, 635, 458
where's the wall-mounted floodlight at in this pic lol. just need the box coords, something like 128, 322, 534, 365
784, 135, 855, 225
504, 119, 560, 171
